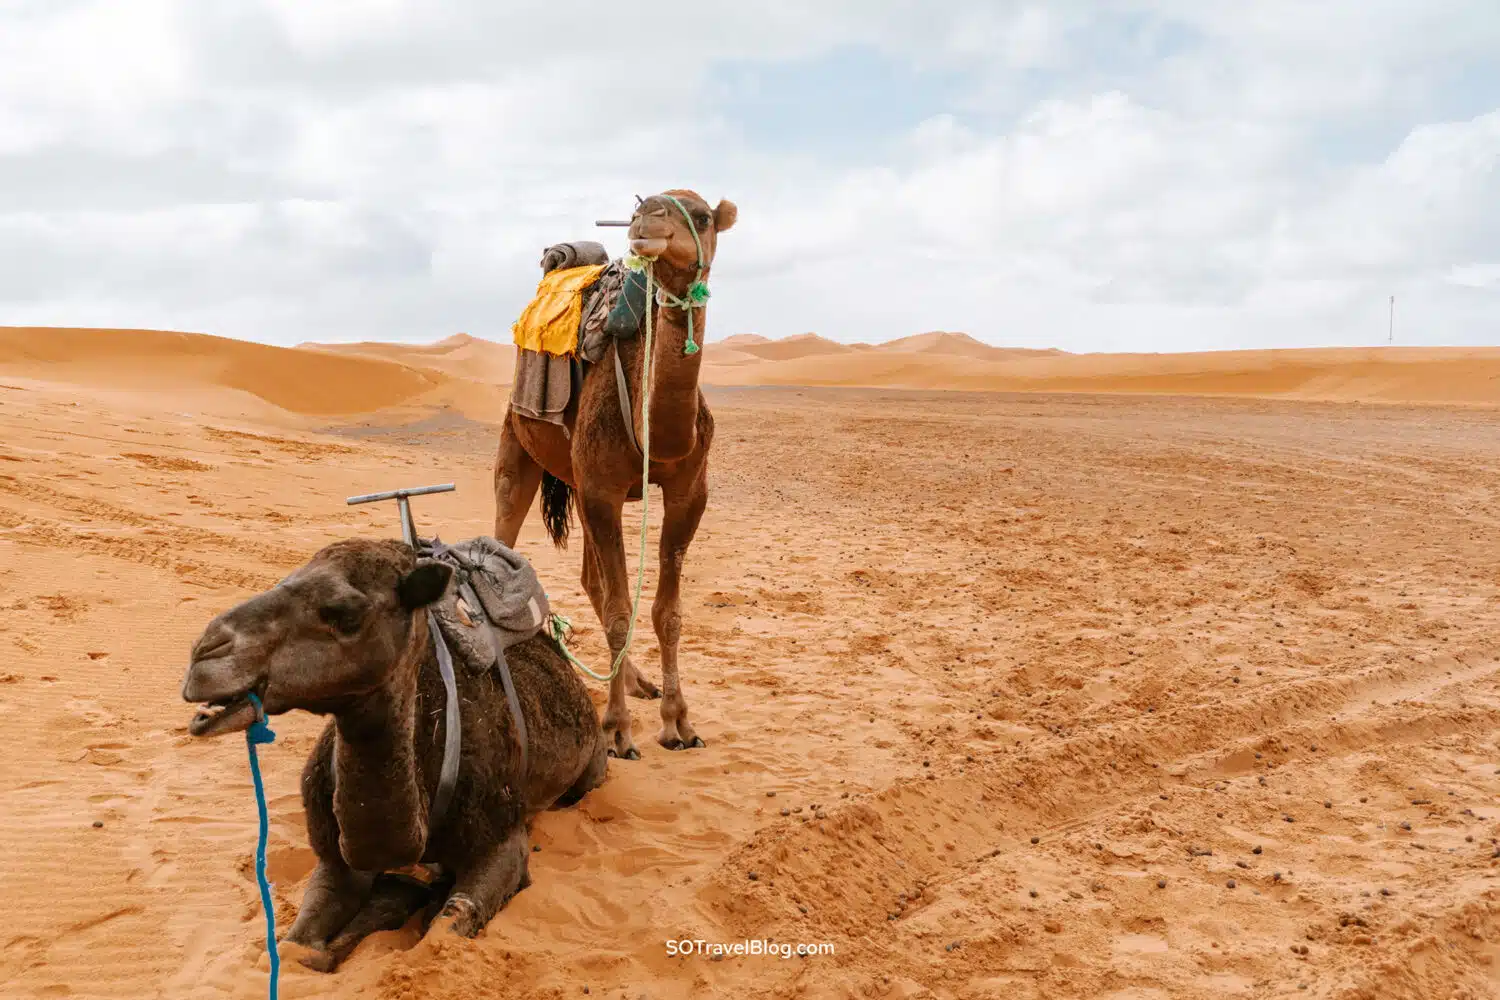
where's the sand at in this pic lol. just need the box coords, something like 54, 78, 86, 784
2, 326, 1500, 999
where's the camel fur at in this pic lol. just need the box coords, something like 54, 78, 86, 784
179, 537, 606, 972
494, 188, 736, 760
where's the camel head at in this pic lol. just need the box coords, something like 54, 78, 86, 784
627, 189, 737, 275
180, 538, 452, 738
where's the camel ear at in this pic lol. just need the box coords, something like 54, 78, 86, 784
713, 199, 737, 233
397, 560, 452, 610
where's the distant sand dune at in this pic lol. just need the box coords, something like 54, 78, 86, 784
717, 333, 770, 348
726, 333, 856, 362
300, 331, 516, 386
0, 327, 442, 416
4, 327, 1498, 417
871, 330, 1065, 360
704, 343, 1500, 405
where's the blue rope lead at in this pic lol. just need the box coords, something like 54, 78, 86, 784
245, 693, 279, 1000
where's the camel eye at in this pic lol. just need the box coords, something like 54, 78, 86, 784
693, 213, 711, 230
318, 603, 364, 636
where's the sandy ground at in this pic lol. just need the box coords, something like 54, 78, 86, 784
2, 328, 1500, 999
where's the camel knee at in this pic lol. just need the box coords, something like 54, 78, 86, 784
652, 608, 682, 646
603, 615, 633, 650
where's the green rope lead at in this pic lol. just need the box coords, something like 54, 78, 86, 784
604, 257, 657, 681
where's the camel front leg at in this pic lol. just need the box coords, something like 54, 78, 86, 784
298, 873, 443, 972
428, 827, 532, 939
278, 859, 373, 970
655, 470, 708, 750
579, 493, 642, 760
494, 411, 543, 547
582, 538, 660, 700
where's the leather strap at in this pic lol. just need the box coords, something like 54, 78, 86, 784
612, 343, 641, 456
425, 610, 462, 829
458, 579, 529, 782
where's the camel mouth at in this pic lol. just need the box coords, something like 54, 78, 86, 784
188, 693, 260, 738
628, 237, 668, 258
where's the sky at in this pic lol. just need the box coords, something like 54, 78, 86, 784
1, 1, 1497, 353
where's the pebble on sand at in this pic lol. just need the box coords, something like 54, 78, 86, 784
92, 821, 103, 829
1157, 879, 1167, 889
1030, 836, 1040, 844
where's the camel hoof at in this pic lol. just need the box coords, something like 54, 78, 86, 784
660, 734, 707, 751
627, 676, 662, 700
607, 746, 642, 761
436, 894, 483, 938
688, 735, 707, 749
281, 940, 335, 974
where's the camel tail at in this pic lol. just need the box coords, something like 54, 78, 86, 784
540, 472, 573, 549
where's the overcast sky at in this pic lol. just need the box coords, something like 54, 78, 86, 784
1, 1, 1497, 352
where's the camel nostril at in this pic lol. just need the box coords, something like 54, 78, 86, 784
192, 632, 234, 662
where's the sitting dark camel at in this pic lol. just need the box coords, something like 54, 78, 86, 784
180, 537, 607, 972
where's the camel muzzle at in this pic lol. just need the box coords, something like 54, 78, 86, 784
187, 691, 260, 738
182, 649, 267, 738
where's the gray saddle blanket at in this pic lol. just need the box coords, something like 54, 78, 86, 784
416, 535, 550, 674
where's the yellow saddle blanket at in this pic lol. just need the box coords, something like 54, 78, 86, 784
511, 263, 608, 357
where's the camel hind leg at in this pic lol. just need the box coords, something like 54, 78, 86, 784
494, 411, 544, 547
552, 738, 608, 808
428, 827, 532, 939
654, 465, 708, 750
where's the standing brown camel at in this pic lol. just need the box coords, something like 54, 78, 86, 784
494, 189, 735, 760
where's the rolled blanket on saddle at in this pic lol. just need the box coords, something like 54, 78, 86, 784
510, 240, 649, 431
539, 240, 608, 274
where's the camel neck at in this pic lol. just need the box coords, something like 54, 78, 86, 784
328, 615, 432, 872
642, 275, 707, 462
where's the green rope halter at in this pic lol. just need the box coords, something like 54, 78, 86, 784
622, 194, 710, 356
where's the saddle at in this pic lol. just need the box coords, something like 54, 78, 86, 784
509, 242, 652, 477
415, 535, 550, 825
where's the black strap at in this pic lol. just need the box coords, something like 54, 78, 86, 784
425, 610, 462, 829
458, 579, 529, 782
418, 537, 531, 831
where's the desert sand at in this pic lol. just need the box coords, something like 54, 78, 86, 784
2, 326, 1500, 999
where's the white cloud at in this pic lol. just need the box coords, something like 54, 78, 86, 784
0, 0, 1496, 351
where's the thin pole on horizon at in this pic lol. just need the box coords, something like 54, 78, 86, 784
1389, 294, 1394, 345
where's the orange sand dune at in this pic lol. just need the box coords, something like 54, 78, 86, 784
706, 343, 1500, 405
725, 332, 856, 362
301, 332, 516, 386
716, 333, 770, 348
0, 327, 444, 417
871, 330, 1065, 360
5, 328, 1500, 418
